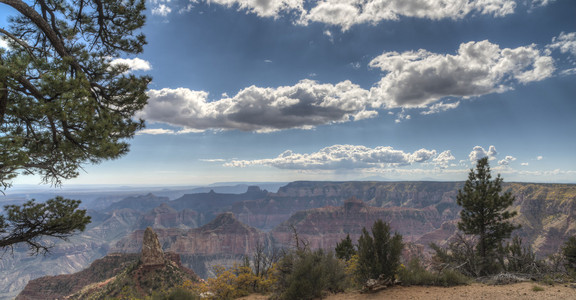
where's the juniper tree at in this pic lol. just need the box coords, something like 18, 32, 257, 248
356, 219, 403, 282
335, 234, 356, 261
457, 157, 519, 275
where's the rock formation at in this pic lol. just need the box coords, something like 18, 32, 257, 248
141, 227, 165, 266
16, 228, 197, 300
113, 212, 270, 277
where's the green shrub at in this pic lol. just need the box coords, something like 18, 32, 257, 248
151, 287, 200, 300
532, 285, 545, 292
562, 236, 576, 273
398, 258, 469, 287
273, 249, 347, 300
436, 269, 470, 286
398, 258, 436, 285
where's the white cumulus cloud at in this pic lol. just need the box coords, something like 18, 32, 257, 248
433, 150, 456, 168
152, 4, 172, 16
139, 80, 374, 132
369, 40, 555, 108
548, 32, 576, 56
469, 145, 498, 162
498, 155, 517, 165
303, 0, 516, 30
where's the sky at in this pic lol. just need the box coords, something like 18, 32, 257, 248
3, 0, 576, 187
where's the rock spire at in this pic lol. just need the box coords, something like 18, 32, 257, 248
141, 227, 165, 266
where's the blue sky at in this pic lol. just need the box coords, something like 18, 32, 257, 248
3, 0, 576, 186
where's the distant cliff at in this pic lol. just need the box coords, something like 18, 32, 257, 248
113, 181, 576, 271
270, 197, 443, 249
231, 181, 461, 230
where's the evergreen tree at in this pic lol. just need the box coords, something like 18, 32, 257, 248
356, 219, 403, 282
0, 0, 150, 188
457, 157, 519, 275
335, 234, 356, 261
0, 0, 148, 254
0, 197, 91, 254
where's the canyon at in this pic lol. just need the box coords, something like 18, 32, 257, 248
1, 181, 575, 299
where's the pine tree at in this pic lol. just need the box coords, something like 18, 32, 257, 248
457, 157, 519, 275
356, 219, 403, 282
0, 0, 148, 254
0, 0, 150, 189
0, 197, 91, 254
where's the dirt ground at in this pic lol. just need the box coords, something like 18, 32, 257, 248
239, 282, 576, 300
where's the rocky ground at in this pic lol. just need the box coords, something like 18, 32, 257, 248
239, 282, 576, 300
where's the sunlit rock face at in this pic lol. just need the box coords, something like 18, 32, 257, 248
141, 227, 165, 266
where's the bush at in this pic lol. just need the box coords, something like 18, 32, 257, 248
432, 234, 545, 277
398, 258, 470, 287
398, 259, 436, 285
151, 287, 200, 300
190, 262, 272, 300
273, 249, 347, 300
436, 269, 471, 287
532, 285, 545, 292
431, 233, 482, 277
562, 236, 576, 273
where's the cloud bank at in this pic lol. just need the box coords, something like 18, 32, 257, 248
139, 39, 554, 133
163, 0, 553, 30
225, 144, 450, 170
222, 144, 522, 174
